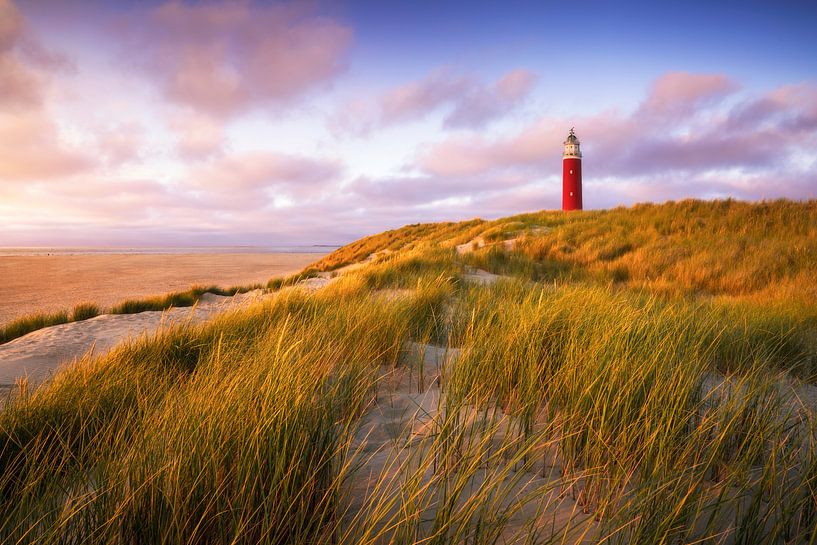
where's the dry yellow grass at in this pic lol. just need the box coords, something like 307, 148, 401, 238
2, 199, 816, 543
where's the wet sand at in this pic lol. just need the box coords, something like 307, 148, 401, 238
0, 252, 323, 326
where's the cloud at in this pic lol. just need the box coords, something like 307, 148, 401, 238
0, 0, 41, 108
347, 166, 550, 218
444, 69, 537, 129
0, 111, 95, 180
43, 179, 176, 221
323, 175, 564, 240
769, 83, 817, 132
1, 150, 346, 244
348, 175, 482, 206
341, 72, 816, 220
168, 112, 226, 160
379, 69, 469, 125
639, 71, 738, 119
133, 1, 352, 120
0, 0, 22, 52
417, 119, 557, 177
0, 177, 178, 234
332, 67, 536, 135
0, 0, 96, 181
0, 51, 44, 107
183, 151, 343, 209
95, 122, 146, 165
0, 0, 74, 108
120, 1, 351, 159
415, 72, 817, 183
3, 0, 815, 253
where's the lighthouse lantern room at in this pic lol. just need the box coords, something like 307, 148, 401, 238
562, 128, 583, 211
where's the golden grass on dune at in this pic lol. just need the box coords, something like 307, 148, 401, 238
1, 199, 816, 543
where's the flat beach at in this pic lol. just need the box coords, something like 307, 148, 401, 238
0, 252, 324, 326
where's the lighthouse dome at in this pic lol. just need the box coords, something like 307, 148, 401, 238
563, 127, 582, 158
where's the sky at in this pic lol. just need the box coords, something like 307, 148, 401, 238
1, 0, 816, 246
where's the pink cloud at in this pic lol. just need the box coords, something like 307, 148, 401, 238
416, 72, 817, 182
0, 0, 22, 52
341, 72, 816, 216
0, 0, 73, 107
134, 1, 352, 119
168, 112, 226, 160
0, 111, 95, 180
45, 179, 176, 221
639, 71, 738, 118
418, 120, 558, 176
381, 69, 470, 124
444, 68, 537, 129
347, 167, 543, 212
96, 122, 146, 166
333, 67, 536, 135
769, 83, 817, 132
183, 151, 343, 209
0, 1, 96, 181
119, 1, 352, 159
607, 129, 784, 175
0, 51, 43, 107
0, 0, 42, 108
1, 177, 181, 237
416, 137, 501, 177
191, 152, 340, 191
3, 3, 814, 250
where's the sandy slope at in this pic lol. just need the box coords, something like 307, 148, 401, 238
344, 342, 596, 543
0, 267, 596, 539
2, 259, 814, 540
0, 290, 272, 394
0, 269, 488, 401
0, 252, 322, 325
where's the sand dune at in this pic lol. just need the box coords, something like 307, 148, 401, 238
2, 257, 814, 540
0, 290, 272, 395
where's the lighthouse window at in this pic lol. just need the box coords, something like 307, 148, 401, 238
570, 192, 574, 196
569, 169, 573, 174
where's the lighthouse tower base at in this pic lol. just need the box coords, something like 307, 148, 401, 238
562, 158, 582, 211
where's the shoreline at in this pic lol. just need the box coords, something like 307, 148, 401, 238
0, 252, 324, 326
0, 246, 339, 257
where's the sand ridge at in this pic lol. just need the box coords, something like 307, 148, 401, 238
0, 268, 492, 398
0, 289, 273, 394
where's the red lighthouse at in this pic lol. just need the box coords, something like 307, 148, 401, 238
562, 128, 582, 211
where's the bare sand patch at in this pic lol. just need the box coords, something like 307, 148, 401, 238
0, 252, 322, 326
463, 268, 505, 285
0, 290, 272, 392
345, 341, 597, 543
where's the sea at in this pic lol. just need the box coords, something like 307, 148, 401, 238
0, 246, 339, 257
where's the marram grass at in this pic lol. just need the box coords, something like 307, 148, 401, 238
2, 199, 817, 543
0, 302, 99, 344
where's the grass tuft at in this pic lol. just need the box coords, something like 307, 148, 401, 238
0, 311, 70, 344
69, 302, 100, 321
